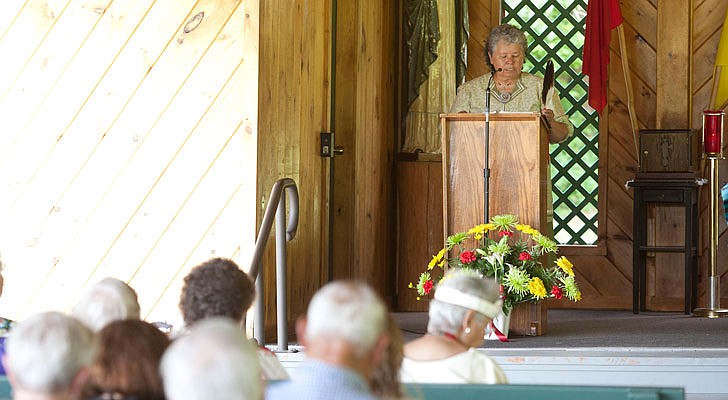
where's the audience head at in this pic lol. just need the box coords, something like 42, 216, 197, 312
71, 278, 140, 331
83, 319, 171, 400
303, 280, 388, 358
179, 258, 255, 327
369, 313, 404, 399
3, 311, 96, 398
160, 317, 261, 400
427, 268, 501, 346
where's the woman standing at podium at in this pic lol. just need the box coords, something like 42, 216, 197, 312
450, 24, 574, 235
450, 24, 573, 143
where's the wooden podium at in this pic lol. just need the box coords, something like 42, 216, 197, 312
440, 112, 550, 336
440, 112, 549, 239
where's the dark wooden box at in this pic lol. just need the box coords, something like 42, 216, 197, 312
639, 129, 699, 173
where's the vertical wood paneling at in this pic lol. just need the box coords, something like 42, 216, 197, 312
0, 0, 258, 327
396, 160, 442, 311
258, 0, 331, 337
351, 0, 397, 295
332, 0, 357, 281
465, 0, 501, 82
656, 0, 691, 128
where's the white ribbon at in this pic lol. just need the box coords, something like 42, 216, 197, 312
434, 287, 502, 319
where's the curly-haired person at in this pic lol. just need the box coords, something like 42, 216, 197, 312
179, 257, 288, 380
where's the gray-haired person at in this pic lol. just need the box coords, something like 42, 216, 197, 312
3, 311, 97, 400
160, 317, 262, 400
266, 280, 389, 400
400, 269, 508, 384
71, 277, 140, 332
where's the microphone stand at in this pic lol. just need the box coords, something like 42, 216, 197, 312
483, 69, 496, 224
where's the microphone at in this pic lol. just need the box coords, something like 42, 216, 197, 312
486, 68, 502, 117
483, 67, 502, 224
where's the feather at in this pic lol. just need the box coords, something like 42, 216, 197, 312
542, 59, 554, 105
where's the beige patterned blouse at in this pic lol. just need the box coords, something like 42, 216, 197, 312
449, 72, 574, 235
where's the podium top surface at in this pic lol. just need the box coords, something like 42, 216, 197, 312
439, 112, 540, 121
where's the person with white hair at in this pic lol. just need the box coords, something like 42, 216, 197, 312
71, 278, 141, 331
400, 268, 508, 384
2, 311, 97, 400
159, 317, 262, 400
266, 280, 389, 400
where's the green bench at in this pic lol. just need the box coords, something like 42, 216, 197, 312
403, 383, 684, 400
0, 376, 10, 400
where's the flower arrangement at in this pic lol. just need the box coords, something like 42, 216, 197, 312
410, 214, 581, 314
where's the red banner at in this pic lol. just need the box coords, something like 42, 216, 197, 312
583, 0, 623, 113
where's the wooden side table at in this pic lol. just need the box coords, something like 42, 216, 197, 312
629, 174, 700, 314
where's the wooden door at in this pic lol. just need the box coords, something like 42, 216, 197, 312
330, 0, 398, 300
257, 0, 334, 338
258, 0, 397, 340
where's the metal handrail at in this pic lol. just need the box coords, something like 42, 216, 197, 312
249, 178, 299, 351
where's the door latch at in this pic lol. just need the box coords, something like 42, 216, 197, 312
321, 132, 344, 157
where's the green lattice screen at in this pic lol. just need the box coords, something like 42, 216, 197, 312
502, 0, 598, 245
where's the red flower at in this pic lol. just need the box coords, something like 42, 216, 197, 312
499, 230, 513, 237
423, 280, 434, 295
551, 285, 563, 299
518, 251, 532, 261
459, 251, 477, 264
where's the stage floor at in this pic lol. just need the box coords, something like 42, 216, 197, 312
272, 310, 728, 399
394, 309, 728, 348
391, 309, 728, 399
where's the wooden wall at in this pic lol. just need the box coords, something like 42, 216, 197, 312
0, 0, 259, 326
335, 1, 398, 297
693, 0, 728, 308
397, 0, 728, 312
258, 0, 332, 336
258, 0, 398, 336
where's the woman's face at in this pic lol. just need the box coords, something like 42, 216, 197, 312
488, 41, 525, 80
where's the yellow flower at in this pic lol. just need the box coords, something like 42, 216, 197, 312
528, 277, 547, 299
408, 282, 413, 289
468, 224, 494, 240
515, 223, 530, 232
428, 248, 446, 270
515, 224, 540, 236
556, 256, 574, 276
574, 290, 582, 301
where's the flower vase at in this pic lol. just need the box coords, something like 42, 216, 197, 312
485, 310, 511, 341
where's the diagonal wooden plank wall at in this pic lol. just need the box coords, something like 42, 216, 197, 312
0, 0, 259, 327
460, 0, 728, 311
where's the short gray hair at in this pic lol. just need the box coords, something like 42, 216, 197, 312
71, 278, 141, 331
485, 24, 527, 58
305, 281, 387, 356
5, 311, 96, 393
160, 317, 261, 400
427, 269, 500, 335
